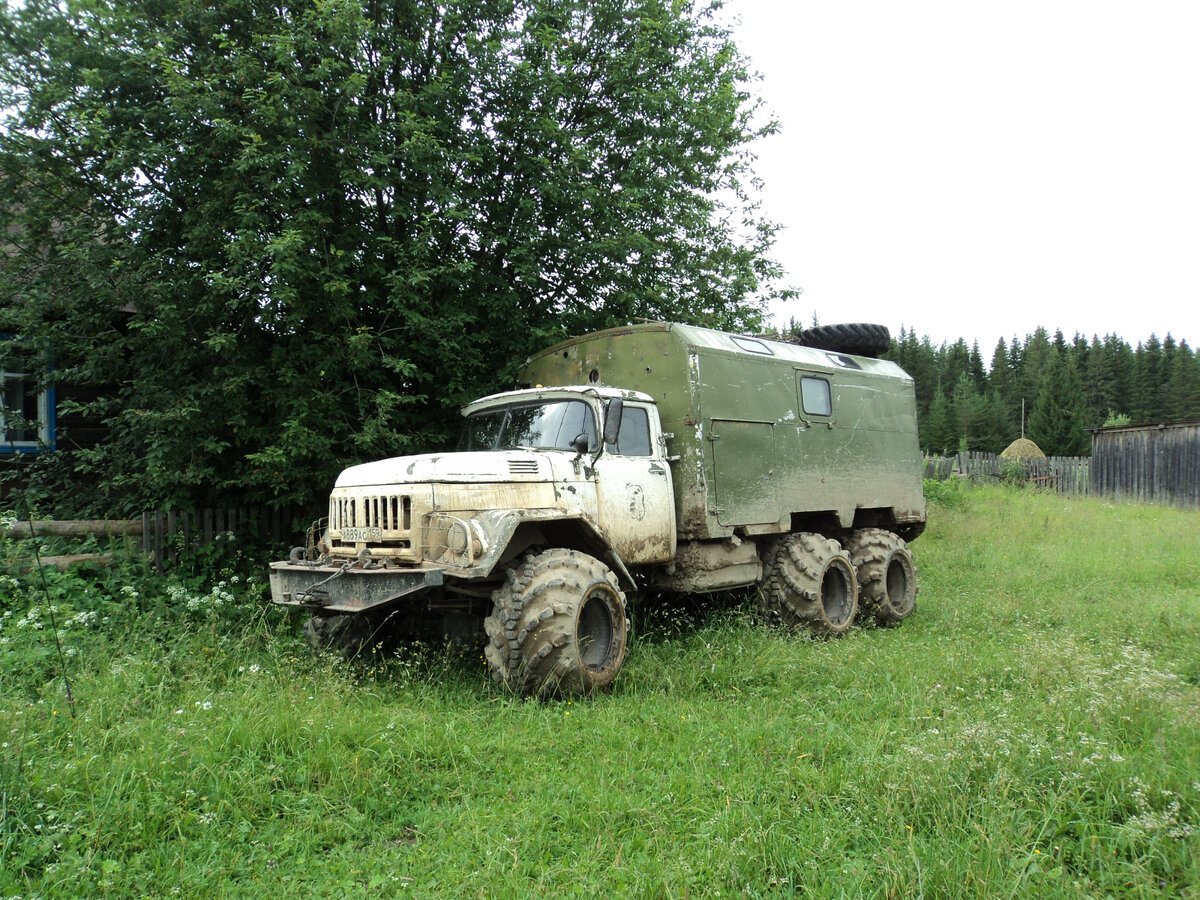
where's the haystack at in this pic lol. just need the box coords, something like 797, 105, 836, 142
1000, 437, 1045, 459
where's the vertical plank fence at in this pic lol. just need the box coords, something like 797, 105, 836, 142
4, 507, 311, 571
923, 452, 1091, 498
924, 424, 1200, 509
142, 506, 305, 570
1090, 422, 1200, 510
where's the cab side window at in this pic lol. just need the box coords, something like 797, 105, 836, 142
608, 405, 652, 456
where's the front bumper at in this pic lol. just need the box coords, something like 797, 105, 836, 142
269, 561, 444, 613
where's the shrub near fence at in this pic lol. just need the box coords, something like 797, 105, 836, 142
924, 452, 1091, 498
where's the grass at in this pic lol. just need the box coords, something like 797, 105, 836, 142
2, 484, 1199, 898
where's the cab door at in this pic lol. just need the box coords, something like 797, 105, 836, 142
593, 403, 676, 564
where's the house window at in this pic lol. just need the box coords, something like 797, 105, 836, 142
1, 370, 54, 452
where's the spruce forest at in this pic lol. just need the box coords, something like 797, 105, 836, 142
878, 326, 1200, 458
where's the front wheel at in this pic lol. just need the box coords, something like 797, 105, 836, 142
484, 549, 629, 698
304, 612, 386, 658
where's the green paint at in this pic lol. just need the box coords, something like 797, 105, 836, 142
521, 323, 925, 539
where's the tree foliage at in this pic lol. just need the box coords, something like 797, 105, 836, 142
0, 0, 785, 514
884, 326, 1200, 457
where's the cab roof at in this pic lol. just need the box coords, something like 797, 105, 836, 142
462, 385, 655, 417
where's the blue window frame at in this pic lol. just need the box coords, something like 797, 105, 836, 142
1, 339, 56, 453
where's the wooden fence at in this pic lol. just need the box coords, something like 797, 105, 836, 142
1091, 422, 1200, 510
3, 506, 310, 571
139, 506, 306, 569
924, 452, 1091, 498
927, 426, 1200, 510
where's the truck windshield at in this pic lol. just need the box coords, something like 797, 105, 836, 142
459, 400, 598, 452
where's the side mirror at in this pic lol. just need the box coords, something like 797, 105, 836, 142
603, 398, 623, 447
570, 432, 591, 454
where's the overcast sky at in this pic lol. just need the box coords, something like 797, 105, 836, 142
726, 0, 1200, 357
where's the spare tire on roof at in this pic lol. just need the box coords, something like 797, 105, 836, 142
798, 323, 891, 357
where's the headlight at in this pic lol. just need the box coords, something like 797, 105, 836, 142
425, 514, 487, 566
447, 521, 469, 552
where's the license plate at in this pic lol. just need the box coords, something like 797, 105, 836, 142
340, 526, 382, 542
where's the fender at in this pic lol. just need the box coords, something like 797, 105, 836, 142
434, 508, 635, 592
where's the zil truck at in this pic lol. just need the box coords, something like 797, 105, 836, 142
269, 322, 926, 696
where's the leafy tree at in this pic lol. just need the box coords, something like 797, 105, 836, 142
0, 0, 786, 514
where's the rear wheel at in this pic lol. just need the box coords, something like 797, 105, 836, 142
762, 533, 858, 636
484, 548, 629, 698
843, 528, 918, 627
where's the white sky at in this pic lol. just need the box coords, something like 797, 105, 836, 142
727, 0, 1200, 356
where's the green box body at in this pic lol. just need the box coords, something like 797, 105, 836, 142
521, 323, 925, 542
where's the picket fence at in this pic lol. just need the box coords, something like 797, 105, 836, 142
923, 451, 1091, 498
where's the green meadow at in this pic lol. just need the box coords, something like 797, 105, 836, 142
2, 482, 1199, 898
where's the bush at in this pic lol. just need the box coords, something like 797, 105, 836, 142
923, 476, 967, 508
997, 458, 1028, 487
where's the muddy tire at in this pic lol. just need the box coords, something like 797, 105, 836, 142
799, 323, 891, 357
304, 613, 384, 658
762, 533, 858, 636
483, 548, 629, 698
843, 528, 918, 627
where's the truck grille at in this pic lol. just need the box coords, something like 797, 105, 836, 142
508, 460, 539, 475
330, 494, 412, 532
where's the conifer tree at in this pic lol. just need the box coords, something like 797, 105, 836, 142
1028, 351, 1090, 455
1132, 335, 1166, 423
921, 384, 954, 455
1164, 342, 1200, 421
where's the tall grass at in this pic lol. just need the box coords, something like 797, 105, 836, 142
2, 485, 1198, 898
